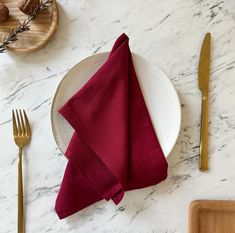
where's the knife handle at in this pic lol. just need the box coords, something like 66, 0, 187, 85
199, 95, 209, 171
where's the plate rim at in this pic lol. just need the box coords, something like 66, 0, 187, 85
51, 52, 181, 158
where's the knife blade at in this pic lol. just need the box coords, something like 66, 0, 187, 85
198, 32, 211, 171
198, 33, 211, 93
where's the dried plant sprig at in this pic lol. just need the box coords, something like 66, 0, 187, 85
0, 0, 52, 53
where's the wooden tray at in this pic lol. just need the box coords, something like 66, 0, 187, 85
189, 200, 235, 233
0, 0, 58, 53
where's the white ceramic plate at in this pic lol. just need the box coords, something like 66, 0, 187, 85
51, 52, 181, 157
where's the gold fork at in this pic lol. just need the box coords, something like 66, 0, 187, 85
12, 110, 31, 233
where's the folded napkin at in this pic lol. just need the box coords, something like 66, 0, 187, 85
55, 33, 168, 219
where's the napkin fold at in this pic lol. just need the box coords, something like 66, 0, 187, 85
55, 34, 168, 219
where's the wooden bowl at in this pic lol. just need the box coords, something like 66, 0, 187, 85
0, 0, 58, 53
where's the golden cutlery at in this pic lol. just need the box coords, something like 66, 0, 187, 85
198, 33, 211, 171
12, 110, 31, 233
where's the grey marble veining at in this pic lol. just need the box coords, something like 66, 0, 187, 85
1, 0, 235, 232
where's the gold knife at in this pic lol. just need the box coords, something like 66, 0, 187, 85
198, 33, 211, 171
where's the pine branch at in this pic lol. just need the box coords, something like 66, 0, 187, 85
0, 0, 52, 53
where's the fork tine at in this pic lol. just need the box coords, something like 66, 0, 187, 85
23, 110, 31, 136
12, 110, 18, 136
16, 109, 22, 135
19, 110, 26, 135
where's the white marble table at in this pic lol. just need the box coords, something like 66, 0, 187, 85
1, 0, 235, 232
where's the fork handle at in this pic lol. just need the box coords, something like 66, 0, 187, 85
18, 147, 24, 233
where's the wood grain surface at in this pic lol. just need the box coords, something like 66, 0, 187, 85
0, 0, 58, 53
189, 200, 235, 233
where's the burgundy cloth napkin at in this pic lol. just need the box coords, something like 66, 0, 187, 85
55, 33, 168, 219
